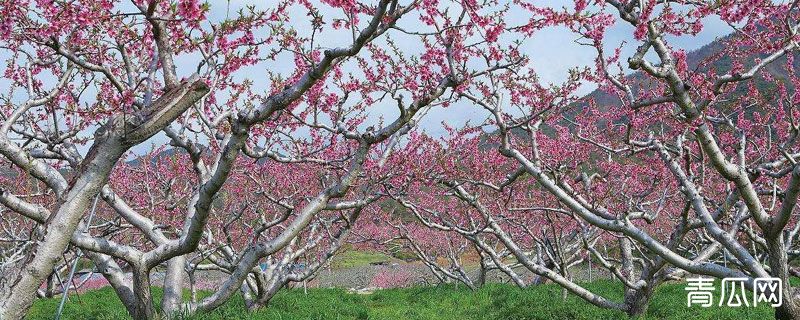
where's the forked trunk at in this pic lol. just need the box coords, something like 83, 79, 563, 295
247, 277, 287, 311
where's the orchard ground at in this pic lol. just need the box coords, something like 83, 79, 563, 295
30, 249, 784, 319
29, 281, 774, 320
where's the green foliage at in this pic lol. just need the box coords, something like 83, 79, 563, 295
28, 287, 131, 320
29, 281, 776, 320
388, 248, 417, 261
330, 249, 394, 269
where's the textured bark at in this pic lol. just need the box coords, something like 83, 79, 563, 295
624, 264, 663, 318
766, 236, 800, 320
161, 256, 187, 317
475, 261, 487, 287
131, 266, 156, 320
44, 272, 58, 298
624, 284, 656, 317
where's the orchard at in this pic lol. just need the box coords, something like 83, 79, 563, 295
1, 0, 799, 319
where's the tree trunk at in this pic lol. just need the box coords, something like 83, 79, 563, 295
0, 78, 206, 320
619, 239, 661, 318
473, 244, 487, 287
248, 277, 287, 311
475, 259, 487, 287
0, 205, 93, 319
131, 267, 156, 320
84, 251, 141, 317
624, 284, 655, 317
766, 236, 800, 320
188, 269, 198, 304
45, 271, 58, 298
161, 255, 186, 317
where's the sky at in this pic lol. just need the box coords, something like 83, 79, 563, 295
150, 0, 733, 154
0, 0, 736, 157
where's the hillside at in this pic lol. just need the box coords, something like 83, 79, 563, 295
584, 33, 799, 112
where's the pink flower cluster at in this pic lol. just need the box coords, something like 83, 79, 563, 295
368, 269, 416, 289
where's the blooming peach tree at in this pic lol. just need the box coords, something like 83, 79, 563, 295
0, 0, 532, 319
2, 0, 800, 319
413, 0, 800, 318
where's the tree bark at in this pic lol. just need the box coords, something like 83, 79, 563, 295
624, 283, 655, 317
766, 236, 800, 320
161, 255, 186, 317
475, 260, 487, 288
85, 251, 139, 316
131, 266, 156, 320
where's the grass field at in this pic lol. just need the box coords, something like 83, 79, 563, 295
28, 280, 775, 320
330, 249, 395, 269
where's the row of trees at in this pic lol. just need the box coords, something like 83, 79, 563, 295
2, 0, 799, 319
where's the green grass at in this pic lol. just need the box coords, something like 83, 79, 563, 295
330, 249, 394, 269
29, 280, 776, 320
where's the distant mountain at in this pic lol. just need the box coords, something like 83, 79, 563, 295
479, 31, 800, 150
125, 147, 193, 167
583, 33, 799, 114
